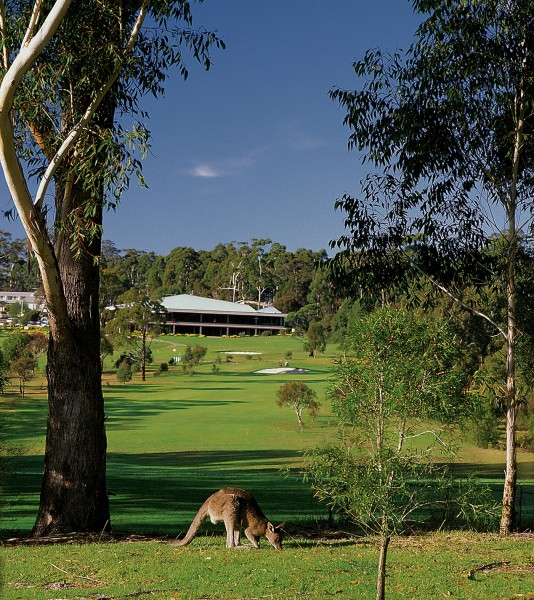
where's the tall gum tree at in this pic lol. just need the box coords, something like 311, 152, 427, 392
0, 0, 223, 535
329, 0, 533, 534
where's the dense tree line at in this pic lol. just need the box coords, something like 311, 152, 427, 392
98, 238, 331, 320
5, 234, 533, 408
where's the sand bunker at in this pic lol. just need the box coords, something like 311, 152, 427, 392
255, 367, 310, 375
221, 351, 261, 355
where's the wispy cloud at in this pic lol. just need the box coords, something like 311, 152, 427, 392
192, 164, 222, 178
186, 153, 258, 179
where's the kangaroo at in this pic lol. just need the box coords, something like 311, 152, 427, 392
175, 487, 285, 550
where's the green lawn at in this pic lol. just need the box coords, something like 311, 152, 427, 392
3, 533, 534, 599
3, 332, 534, 598
3, 331, 534, 537
2, 334, 336, 535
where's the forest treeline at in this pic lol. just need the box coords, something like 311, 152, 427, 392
1, 231, 333, 329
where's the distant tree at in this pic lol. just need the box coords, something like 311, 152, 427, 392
304, 320, 327, 358
0, 232, 40, 291
2, 331, 44, 397
162, 247, 200, 295
181, 344, 207, 374
2, 331, 31, 365
241, 239, 276, 307
116, 359, 133, 384
277, 249, 327, 311
276, 381, 320, 430
100, 334, 114, 371
6, 303, 22, 320
105, 290, 166, 381
330, 298, 365, 345
0, 348, 8, 393
10, 356, 38, 398
20, 310, 41, 326
26, 332, 47, 359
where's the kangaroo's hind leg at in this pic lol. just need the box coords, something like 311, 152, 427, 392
223, 495, 241, 548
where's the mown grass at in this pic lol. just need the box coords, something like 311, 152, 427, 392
1, 333, 336, 535
3, 332, 534, 598
2, 533, 534, 599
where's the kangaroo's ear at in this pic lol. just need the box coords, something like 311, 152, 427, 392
276, 522, 286, 530
267, 522, 275, 533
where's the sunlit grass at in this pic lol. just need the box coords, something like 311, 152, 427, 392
3, 532, 534, 599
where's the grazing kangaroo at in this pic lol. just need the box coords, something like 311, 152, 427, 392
176, 487, 285, 550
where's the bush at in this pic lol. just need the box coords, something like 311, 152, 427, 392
117, 360, 133, 384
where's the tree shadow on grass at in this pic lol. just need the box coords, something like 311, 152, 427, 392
6, 454, 534, 539
105, 450, 323, 536
1, 397, 47, 442
105, 398, 248, 431
1, 450, 321, 537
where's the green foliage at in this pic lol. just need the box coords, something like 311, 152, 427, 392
116, 359, 133, 384
303, 320, 327, 357
9, 356, 37, 398
276, 381, 320, 430
329, 1, 533, 287
332, 308, 471, 427
2, 331, 30, 364
0, 231, 40, 291
0, 347, 7, 393
2, 331, 44, 397
182, 344, 207, 367
307, 307, 481, 598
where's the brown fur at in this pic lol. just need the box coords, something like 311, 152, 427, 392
175, 487, 285, 549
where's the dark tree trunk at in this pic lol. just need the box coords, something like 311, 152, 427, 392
32, 186, 110, 536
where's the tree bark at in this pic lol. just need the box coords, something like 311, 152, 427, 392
33, 184, 110, 536
499, 59, 526, 535
500, 207, 518, 535
376, 533, 390, 600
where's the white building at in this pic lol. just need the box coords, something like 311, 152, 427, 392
0, 290, 44, 312
161, 294, 287, 336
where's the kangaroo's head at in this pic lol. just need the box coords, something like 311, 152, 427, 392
266, 521, 285, 550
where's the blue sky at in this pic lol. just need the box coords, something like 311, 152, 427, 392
2, 1, 421, 255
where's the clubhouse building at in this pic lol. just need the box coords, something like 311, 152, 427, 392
161, 294, 287, 337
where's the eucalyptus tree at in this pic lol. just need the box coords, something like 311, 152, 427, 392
161, 246, 201, 295
330, 0, 533, 534
0, 230, 39, 290
276, 381, 319, 431
307, 308, 487, 600
105, 288, 166, 381
0, 0, 223, 535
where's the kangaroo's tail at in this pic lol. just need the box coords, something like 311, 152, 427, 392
175, 500, 210, 546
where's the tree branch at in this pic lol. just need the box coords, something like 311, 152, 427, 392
34, 0, 150, 212
412, 263, 506, 338
0, 0, 74, 335
0, 1, 10, 71
21, 0, 44, 48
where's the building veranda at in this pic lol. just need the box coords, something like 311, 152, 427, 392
161, 294, 287, 337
